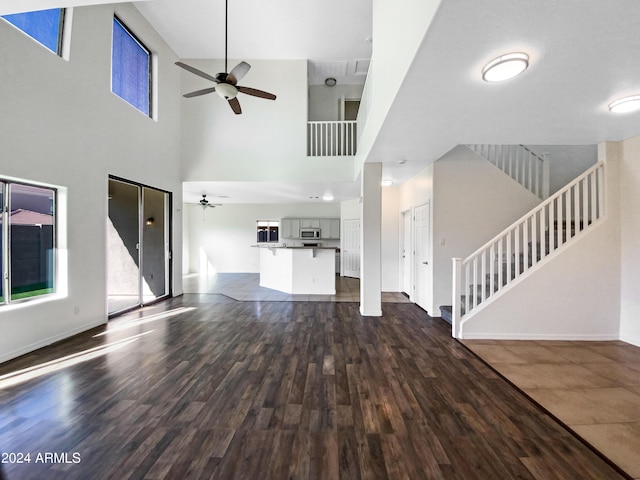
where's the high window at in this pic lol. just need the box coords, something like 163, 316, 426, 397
1, 8, 65, 55
0, 180, 56, 305
111, 16, 151, 116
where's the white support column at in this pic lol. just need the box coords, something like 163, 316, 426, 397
360, 162, 382, 316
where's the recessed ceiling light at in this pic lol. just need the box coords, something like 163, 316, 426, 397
323, 193, 334, 201
482, 52, 529, 82
381, 179, 393, 187
608, 95, 640, 113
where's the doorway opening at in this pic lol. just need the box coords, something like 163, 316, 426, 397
107, 177, 172, 316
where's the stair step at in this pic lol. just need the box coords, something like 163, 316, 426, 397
439, 305, 453, 324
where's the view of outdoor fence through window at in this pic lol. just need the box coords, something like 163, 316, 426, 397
0, 182, 56, 304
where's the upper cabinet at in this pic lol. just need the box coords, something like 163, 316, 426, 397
281, 217, 339, 239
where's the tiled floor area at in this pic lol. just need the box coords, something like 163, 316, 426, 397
182, 272, 411, 303
463, 339, 640, 479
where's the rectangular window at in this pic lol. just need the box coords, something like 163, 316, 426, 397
1, 8, 65, 55
0, 180, 56, 305
111, 16, 151, 116
257, 221, 279, 243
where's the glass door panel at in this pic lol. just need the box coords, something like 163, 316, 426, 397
107, 179, 141, 314
141, 187, 169, 304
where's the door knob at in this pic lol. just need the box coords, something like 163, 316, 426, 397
422, 261, 428, 265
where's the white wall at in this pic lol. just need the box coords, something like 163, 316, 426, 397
180, 59, 354, 184
356, 0, 442, 168
460, 141, 622, 340
619, 134, 640, 346
381, 186, 400, 291
308, 84, 364, 121
185, 203, 340, 274
0, 4, 183, 362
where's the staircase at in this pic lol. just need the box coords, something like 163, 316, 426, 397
467, 144, 550, 199
442, 161, 605, 337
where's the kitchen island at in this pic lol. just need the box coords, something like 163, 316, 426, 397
257, 246, 336, 295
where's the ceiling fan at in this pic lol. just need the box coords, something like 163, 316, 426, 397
191, 194, 222, 210
175, 0, 276, 114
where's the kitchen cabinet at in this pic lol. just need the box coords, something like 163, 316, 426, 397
281, 218, 300, 239
281, 217, 339, 239
300, 218, 320, 228
329, 218, 340, 239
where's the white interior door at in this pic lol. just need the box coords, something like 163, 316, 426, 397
402, 211, 411, 295
342, 218, 360, 278
413, 202, 431, 311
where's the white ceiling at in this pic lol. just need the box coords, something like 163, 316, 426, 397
134, 0, 372, 85
182, 180, 360, 206
367, 0, 640, 184
133, 0, 640, 204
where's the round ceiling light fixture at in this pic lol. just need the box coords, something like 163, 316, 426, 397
608, 95, 640, 113
215, 82, 238, 100
324, 77, 337, 87
322, 193, 334, 201
482, 52, 529, 82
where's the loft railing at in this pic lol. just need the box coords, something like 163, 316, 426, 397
451, 161, 605, 338
307, 121, 357, 156
467, 144, 550, 199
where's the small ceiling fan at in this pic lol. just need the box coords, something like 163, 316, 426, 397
175, 0, 276, 114
188, 194, 223, 219
191, 194, 222, 209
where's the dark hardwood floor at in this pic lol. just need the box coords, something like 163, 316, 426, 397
0, 295, 629, 479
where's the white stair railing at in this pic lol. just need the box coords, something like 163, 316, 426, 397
307, 121, 357, 156
467, 144, 550, 199
452, 161, 605, 337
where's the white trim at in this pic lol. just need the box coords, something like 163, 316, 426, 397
0, 319, 105, 364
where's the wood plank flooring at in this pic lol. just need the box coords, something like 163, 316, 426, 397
0, 296, 629, 479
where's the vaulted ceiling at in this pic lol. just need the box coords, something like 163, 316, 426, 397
136, 0, 640, 204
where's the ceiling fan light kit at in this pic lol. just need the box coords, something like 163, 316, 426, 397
482, 52, 529, 82
175, 0, 276, 114
216, 82, 238, 100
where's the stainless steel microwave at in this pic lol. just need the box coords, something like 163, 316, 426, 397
300, 228, 320, 239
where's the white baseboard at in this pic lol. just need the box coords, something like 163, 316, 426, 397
0, 320, 105, 364
459, 332, 620, 341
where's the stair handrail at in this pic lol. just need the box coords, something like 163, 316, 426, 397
451, 161, 605, 338
467, 144, 550, 199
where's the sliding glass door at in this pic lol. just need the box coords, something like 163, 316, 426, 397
107, 178, 171, 315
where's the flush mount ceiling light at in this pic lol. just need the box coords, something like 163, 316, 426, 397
482, 52, 529, 82
322, 193, 334, 201
608, 95, 640, 113
381, 179, 393, 187
324, 77, 337, 87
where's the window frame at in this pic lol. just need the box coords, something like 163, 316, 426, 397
111, 15, 153, 118
1, 8, 66, 56
0, 179, 58, 306
256, 220, 279, 244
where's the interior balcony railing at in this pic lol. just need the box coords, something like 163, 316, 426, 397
307, 121, 357, 157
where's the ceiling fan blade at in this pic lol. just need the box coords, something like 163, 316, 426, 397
228, 97, 242, 114
183, 87, 217, 98
237, 86, 277, 100
175, 61, 218, 83
227, 61, 251, 85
